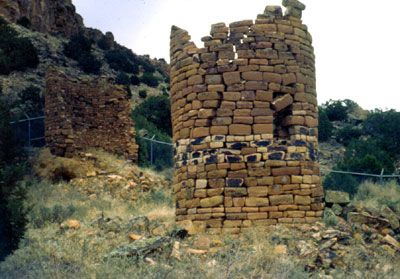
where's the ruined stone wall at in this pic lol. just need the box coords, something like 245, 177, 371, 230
170, 1, 324, 234
45, 69, 138, 161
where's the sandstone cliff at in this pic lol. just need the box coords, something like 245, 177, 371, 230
0, 0, 84, 37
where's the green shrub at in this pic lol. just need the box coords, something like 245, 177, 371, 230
139, 59, 156, 73
354, 180, 400, 214
322, 99, 353, 122
17, 86, 44, 116
363, 109, 400, 157
318, 108, 333, 141
97, 35, 112, 50
77, 53, 101, 74
132, 95, 173, 169
105, 48, 139, 74
0, 21, 39, 74
0, 165, 28, 260
131, 75, 140, 86
64, 34, 92, 60
323, 208, 338, 227
16, 17, 31, 29
138, 89, 147, 99
29, 204, 76, 228
115, 72, 130, 85
338, 138, 394, 175
335, 124, 362, 145
133, 95, 171, 135
0, 98, 21, 164
323, 172, 360, 196
140, 72, 159, 88
64, 34, 101, 74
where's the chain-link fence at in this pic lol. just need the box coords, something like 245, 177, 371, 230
10, 114, 45, 148
9, 115, 174, 169
139, 136, 174, 170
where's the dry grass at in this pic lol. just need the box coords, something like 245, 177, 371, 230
1, 151, 399, 278
354, 180, 400, 214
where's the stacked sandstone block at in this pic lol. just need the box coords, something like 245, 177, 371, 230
45, 68, 138, 161
170, 0, 324, 234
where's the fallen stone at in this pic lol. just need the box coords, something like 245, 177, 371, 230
282, 0, 306, 10
380, 206, 399, 230
108, 236, 172, 259
347, 212, 391, 229
60, 219, 81, 230
331, 204, 343, 216
187, 248, 208, 255
382, 235, 400, 250
128, 233, 143, 241
325, 191, 350, 205
272, 94, 293, 112
273, 244, 288, 255
144, 257, 156, 265
193, 235, 211, 250
264, 6, 283, 18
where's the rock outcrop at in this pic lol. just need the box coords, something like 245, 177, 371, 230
0, 0, 84, 37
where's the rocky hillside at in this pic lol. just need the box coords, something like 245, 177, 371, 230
0, 0, 169, 120
0, 0, 84, 37
0, 149, 398, 278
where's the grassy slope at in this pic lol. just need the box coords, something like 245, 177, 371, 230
0, 150, 399, 278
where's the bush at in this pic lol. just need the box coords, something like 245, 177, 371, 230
132, 95, 173, 169
64, 34, 92, 60
354, 180, 400, 214
131, 75, 140, 86
64, 34, 101, 74
0, 21, 39, 74
140, 72, 159, 88
115, 72, 130, 85
322, 99, 353, 122
335, 124, 362, 145
97, 35, 113, 50
77, 53, 101, 74
29, 204, 76, 228
133, 95, 171, 135
17, 86, 44, 116
105, 48, 139, 74
338, 138, 394, 175
318, 108, 333, 141
0, 98, 19, 164
16, 17, 31, 29
363, 109, 400, 157
138, 89, 147, 99
323, 172, 360, 196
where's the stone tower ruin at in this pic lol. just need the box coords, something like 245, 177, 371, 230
170, 0, 323, 234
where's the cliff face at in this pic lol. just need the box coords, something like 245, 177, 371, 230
0, 0, 84, 37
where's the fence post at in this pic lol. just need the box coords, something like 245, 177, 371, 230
150, 135, 155, 165
380, 169, 384, 184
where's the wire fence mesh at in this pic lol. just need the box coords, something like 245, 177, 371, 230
10, 115, 45, 148
8, 115, 399, 180
9, 115, 175, 169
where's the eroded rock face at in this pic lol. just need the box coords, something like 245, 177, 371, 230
0, 0, 84, 37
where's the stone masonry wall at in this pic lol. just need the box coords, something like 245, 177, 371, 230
45, 69, 138, 161
170, 0, 324, 234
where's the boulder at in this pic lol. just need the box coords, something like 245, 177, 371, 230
380, 206, 400, 230
108, 236, 172, 259
325, 191, 350, 205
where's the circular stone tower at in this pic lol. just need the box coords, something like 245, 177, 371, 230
170, 0, 324, 234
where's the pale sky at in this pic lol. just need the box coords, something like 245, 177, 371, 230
72, 0, 400, 110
